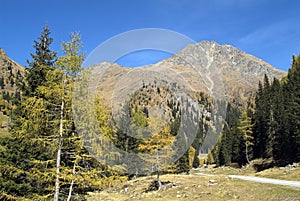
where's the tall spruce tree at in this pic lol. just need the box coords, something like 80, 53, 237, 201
0, 26, 58, 200
269, 78, 287, 164
253, 75, 272, 159
25, 25, 56, 96
214, 103, 240, 166
284, 55, 300, 162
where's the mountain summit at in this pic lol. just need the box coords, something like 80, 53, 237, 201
158, 41, 285, 102
96, 41, 286, 104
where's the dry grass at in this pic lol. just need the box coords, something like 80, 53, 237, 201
86, 170, 300, 201
254, 165, 300, 181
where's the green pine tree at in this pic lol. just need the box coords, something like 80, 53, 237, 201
270, 78, 290, 164
284, 55, 300, 162
25, 25, 56, 96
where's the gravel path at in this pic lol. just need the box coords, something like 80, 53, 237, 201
229, 175, 300, 188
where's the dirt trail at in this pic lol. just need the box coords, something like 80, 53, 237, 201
229, 175, 300, 188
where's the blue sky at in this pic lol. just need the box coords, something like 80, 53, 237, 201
1, 0, 300, 70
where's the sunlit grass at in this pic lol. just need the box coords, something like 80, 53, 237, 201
86, 171, 300, 201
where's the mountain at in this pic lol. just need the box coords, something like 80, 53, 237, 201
90, 41, 286, 154
0, 48, 24, 129
95, 41, 286, 105
0, 48, 24, 94
167, 41, 285, 103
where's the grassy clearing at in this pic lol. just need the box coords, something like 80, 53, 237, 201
254, 166, 300, 181
86, 171, 300, 201
195, 163, 300, 181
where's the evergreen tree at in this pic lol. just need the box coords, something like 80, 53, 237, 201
262, 75, 273, 158
217, 132, 231, 166
270, 78, 290, 164
284, 55, 300, 162
253, 76, 272, 159
0, 26, 58, 200
214, 103, 240, 166
25, 25, 56, 96
0, 77, 4, 89
175, 151, 190, 173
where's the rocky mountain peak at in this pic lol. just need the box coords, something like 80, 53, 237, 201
89, 41, 286, 105
154, 40, 286, 103
0, 48, 6, 56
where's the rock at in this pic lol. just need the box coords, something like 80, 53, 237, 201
209, 179, 217, 183
209, 179, 218, 185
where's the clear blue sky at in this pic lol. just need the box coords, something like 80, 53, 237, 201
1, 0, 300, 71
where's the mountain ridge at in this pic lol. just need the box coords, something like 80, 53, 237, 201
95, 41, 286, 105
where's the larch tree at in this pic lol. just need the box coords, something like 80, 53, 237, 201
138, 114, 175, 190
237, 110, 254, 164
52, 32, 84, 201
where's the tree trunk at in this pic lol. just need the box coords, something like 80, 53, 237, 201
157, 171, 162, 190
67, 163, 76, 201
156, 142, 162, 190
245, 142, 251, 164
54, 97, 64, 201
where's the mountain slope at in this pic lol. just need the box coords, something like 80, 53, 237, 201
95, 41, 286, 104
0, 48, 24, 94
91, 41, 286, 155
157, 41, 286, 103
0, 48, 25, 129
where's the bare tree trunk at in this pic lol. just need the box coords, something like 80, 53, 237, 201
54, 97, 64, 201
67, 163, 76, 201
156, 145, 162, 190
157, 171, 162, 190
245, 142, 251, 164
